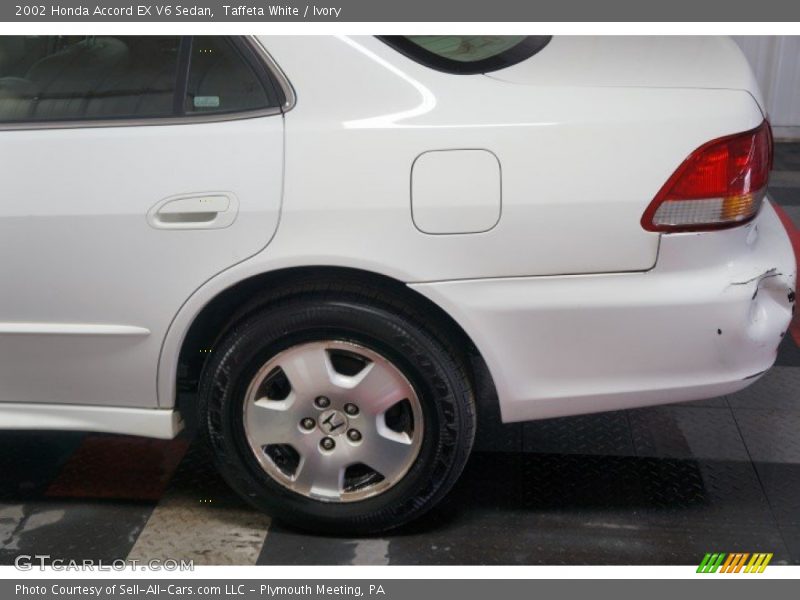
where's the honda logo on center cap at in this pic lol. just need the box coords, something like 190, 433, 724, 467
319, 409, 348, 435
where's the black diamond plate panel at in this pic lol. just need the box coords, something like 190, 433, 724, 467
383, 517, 788, 565
752, 462, 800, 527
474, 417, 523, 453
259, 452, 791, 565
728, 367, 800, 410
518, 454, 772, 524
628, 406, 749, 461
667, 396, 728, 408
522, 411, 634, 456
733, 409, 800, 463
779, 524, 800, 565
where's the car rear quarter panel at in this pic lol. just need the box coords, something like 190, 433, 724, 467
257, 35, 764, 281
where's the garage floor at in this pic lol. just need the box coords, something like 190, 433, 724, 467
2, 144, 799, 567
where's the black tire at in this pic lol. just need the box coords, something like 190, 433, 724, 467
198, 280, 476, 534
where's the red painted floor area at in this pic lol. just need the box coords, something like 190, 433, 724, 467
45, 435, 190, 501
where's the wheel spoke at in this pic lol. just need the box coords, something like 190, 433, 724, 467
245, 396, 302, 446
350, 361, 411, 415
292, 452, 345, 500
278, 345, 334, 396
361, 426, 415, 481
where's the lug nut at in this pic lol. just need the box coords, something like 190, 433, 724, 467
300, 418, 316, 431
344, 403, 359, 416
314, 396, 331, 409
347, 429, 362, 442
320, 437, 335, 451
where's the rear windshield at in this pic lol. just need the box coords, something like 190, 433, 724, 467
379, 36, 551, 75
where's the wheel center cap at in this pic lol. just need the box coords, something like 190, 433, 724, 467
318, 409, 348, 436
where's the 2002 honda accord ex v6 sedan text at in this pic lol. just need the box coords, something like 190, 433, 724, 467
0, 35, 795, 533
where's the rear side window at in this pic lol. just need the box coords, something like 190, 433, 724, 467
0, 36, 282, 124
379, 36, 551, 75
186, 37, 271, 115
0, 36, 180, 122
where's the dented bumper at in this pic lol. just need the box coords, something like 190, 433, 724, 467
722, 265, 795, 377
412, 200, 796, 422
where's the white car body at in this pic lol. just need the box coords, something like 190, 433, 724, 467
0, 35, 795, 437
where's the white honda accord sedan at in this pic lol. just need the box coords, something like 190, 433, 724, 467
0, 35, 795, 533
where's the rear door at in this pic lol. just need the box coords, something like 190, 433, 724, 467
0, 35, 286, 408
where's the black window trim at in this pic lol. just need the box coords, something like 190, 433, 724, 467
378, 35, 552, 75
0, 35, 296, 131
173, 35, 194, 116
231, 36, 294, 113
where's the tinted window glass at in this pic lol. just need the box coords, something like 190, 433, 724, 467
405, 36, 527, 63
0, 36, 180, 122
379, 35, 551, 75
185, 37, 271, 115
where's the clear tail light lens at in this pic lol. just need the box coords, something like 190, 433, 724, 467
642, 120, 773, 232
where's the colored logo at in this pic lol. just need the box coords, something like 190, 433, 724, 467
697, 553, 773, 573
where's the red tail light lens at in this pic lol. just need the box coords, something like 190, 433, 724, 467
642, 120, 773, 232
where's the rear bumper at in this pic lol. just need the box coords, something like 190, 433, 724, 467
411, 201, 796, 422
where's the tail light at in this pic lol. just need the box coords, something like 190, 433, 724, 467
642, 120, 773, 232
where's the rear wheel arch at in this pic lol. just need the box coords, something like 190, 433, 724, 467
175, 266, 498, 415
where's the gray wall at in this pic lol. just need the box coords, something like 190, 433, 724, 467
733, 36, 800, 138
